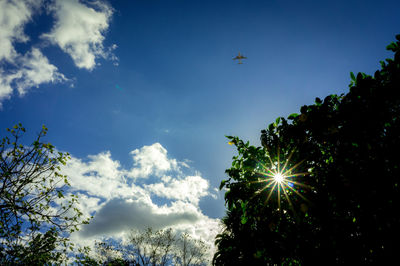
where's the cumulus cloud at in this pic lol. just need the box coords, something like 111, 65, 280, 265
80, 198, 199, 237
0, 0, 117, 106
60, 143, 220, 254
63, 151, 128, 199
128, 143, 180, 179
43, 0, 116, 70
146, 175, 210, 205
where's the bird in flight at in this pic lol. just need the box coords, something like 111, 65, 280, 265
233, 52, 247, 64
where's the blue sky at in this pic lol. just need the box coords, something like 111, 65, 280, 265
1, 0, 400, 257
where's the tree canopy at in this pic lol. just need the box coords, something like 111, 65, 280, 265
77, 227, 209, 266
214, 34, 400, 265
0, 124, 88, 264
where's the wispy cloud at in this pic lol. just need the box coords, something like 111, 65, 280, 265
0, 0, 66, 105
43, 0, 117, 70
0, 47, 67, 106
0, 0, 117, 106
0, 0, 39, 62
13, 48, 68, 95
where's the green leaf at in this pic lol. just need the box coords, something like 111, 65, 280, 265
268, 123, 275, 131
219, 180, 227, 190
350, 72, 355, 81
241, 201, 247, 211
386, 42, 398, 51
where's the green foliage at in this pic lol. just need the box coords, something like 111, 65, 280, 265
214, 34, 400, 265
0, 124, 89, 264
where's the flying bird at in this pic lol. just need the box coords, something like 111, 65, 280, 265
233, 52, 247, 64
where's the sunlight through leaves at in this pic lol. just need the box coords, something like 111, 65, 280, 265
251, 149, 310, 211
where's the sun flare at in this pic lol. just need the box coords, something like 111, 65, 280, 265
250, 149, 310, 211
273, 173, 284, 183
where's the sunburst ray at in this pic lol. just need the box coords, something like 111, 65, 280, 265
251, 148, 310, 210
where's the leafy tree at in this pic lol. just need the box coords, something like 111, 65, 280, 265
0, 124, 89, 264
214, 35, 400, 265
78, 227, 209, 266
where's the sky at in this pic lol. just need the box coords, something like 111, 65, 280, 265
1, 0, 400, 259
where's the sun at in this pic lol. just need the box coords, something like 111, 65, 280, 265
250, 149, 310, 211
273, 172, 285, 183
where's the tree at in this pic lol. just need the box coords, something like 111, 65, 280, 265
174, 233, 209, 266
214, 34, 400, 265
79, 227, 209, 266
0, 124, 89, 264
127, 227, 175, 266
76, 242, 131, 266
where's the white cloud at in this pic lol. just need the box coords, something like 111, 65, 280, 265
0, 0, 66, 106
62, 151, 132, 199
43, 0, 116, 70
79, 198, 200, 237
146, 175, 210, 205
0, 69, 15, 103
0, 0, 40, 62
60, 143, 220, 261
14, 48, 68, 95
0, 0, 117, 106
128, 143, 179, 179
0, 48, 67, 106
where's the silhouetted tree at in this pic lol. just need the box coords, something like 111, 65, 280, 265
214, 34, 400, 265
0, 124, 89, 264
174, 232, 209, 266
79, 227, 209, 266
126, 227, 175, 266
76, 241, 131, 266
